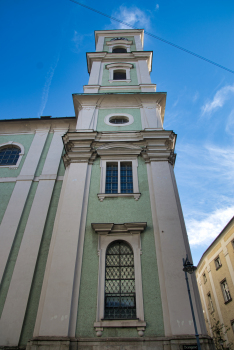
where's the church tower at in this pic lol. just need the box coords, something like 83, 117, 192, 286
0, 29, 212, 350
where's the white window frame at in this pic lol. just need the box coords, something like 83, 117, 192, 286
104, 113, 134, 127
106, 39, 132, 53
106, 63, 133, 83
98, 157, 140, 201
220, 279, 232, 303
0, 142, 25, 169
92, 222, 146, 337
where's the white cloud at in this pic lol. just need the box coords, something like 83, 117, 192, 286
201, 84, 234, 115
38, 54, 60, 117
187, 206, 234, 247
155, 4, 159, 10
112, 6, 151, 30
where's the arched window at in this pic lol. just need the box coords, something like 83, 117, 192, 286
0, 145, 21, 166
112, 47, 127, 53
113, 70, 126, 80
105, 240, 136, 319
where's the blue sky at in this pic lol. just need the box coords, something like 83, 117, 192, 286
1, 0, 234, 264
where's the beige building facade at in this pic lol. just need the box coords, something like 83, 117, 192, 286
196, 217, 234, 346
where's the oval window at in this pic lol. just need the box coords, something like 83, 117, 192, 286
109, 116, 129, 124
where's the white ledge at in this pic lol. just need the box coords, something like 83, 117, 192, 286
109, 79, 131, 83
94, 320, 146, 328
98, 193, 141, 201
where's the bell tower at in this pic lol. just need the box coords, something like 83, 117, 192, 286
26, 29, 210, 350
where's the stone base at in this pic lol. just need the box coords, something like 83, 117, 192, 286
25, 335, 214, 350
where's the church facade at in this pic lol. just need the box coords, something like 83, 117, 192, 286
0, 29, 211, 350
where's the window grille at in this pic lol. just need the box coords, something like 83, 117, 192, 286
0, 146, 20, 166
109, 116, 129, 124
104, 240, 136, 320
221, 280, 232, 303
112, 47, 127, 53
121, 163, 133, 193
105, 163, 118, 193
105, 162, 133, 194
113, 70, 126, 80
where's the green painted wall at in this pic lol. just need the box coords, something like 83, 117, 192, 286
97, 108, 142, 132
76, 157, 164, 338
35, 133, 53, 177
57, 150, 65, 176
102, 63, 138, 87
19, 181, 63, 346
103, 36, 136, 52
101, 89, 140, 93
0, 134, 34, 178
0, 182, 38, 318
0, 182, 15, 224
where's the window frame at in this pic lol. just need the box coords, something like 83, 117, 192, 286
214, 256, 222, 270
104, 113, 134, 127
207, 292, 214, 313
0, 142, 24, 169
231, 319, 234, 333
203, 273, 207, 284
106, 63, 133, 83
220, 279, 232, 304
98, 157, 140, 201
92, 222, 147, 337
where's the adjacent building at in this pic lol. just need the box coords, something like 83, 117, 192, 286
0, 29, 212, 350
196, 217, 234, 346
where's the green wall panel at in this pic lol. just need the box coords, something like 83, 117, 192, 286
102, 63, 138, 87
19, 181, 63, 346
57, 150, 65, 176
0, 182, 15, 224
103, 36, 136, 52
0, 134, 34, 178
76, 157, 164, 338
97, 108, 142, 132
35, 133, 53, 177
0, 182, 38, 318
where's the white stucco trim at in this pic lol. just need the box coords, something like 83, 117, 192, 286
92, 223, 146, 337
104, 113, 134, 127
106, 39, 132, 53
0, 141, 25, 169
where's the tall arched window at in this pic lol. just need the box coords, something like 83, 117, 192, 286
0, 145, 21, 166
105, 240, 136, 320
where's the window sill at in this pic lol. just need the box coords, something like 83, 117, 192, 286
224, 298, 232, 304
94, 320, 146, 337
109, 79, 131, 83
216, 265, 222, 270
97, 193, 141, 202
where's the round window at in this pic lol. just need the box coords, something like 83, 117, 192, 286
109, 116, 129, 124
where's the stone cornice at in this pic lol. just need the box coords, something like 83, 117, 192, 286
91, 222, 147, 235
62, 130, 177, 167
86, 51, 152, 73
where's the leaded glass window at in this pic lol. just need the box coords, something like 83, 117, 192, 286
104, 240, 136, 320
0, 146, 20, 166
121, 163, 133, 193
105, 162, 133, 194
105, 163, 118, 193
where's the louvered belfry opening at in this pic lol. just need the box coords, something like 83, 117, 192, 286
104, 240, 136, 320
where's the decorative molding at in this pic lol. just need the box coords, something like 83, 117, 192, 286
207, 264, 211, 273
94, 320, 146, 337
97, 193, 141, 201
92, 222, 147, 235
